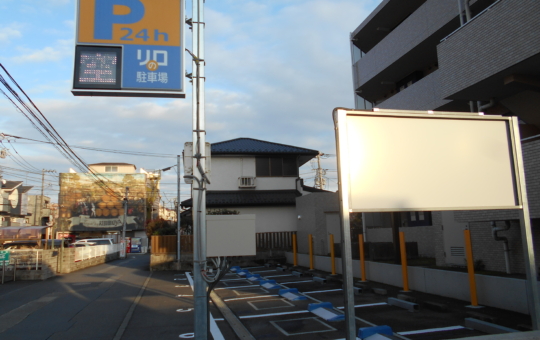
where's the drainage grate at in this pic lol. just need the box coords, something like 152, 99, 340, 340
248, 298, 294, 310
450, 247, 465, 257
270, 317, 336, 336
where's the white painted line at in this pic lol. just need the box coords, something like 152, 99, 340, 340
214, 318, 224, 321
279, 280, 313, 284
304, 289, 342, 294
336, 302, 387, 309
265, 274, 293, 278
398, 325, 465, 335
239, 310, 309, 319
174, 278, 187, 281
215, 285, 256, 290
177, 295, 193, 297
247, 270, 276, 273
185, 272, 225, 340
175, 285, 190, 287
221, 278, 249, 282
224, 295, 279, 302
243, 266, 266, 269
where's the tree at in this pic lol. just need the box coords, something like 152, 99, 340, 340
146, 218, 176, 237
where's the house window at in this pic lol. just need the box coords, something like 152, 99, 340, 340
256, 157, 298, 177
407, 211, 432, 227
105, 166, 118, 172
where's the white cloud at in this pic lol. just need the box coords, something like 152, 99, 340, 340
14, 39, 72, 63
0, 27, 22, 43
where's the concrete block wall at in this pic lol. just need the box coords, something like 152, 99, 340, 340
438, 0, 540, 99
296, 192, 339, 256
365, 225, 436, 258
286, 251, 538, 315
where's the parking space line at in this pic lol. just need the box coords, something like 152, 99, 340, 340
336, 302, 387, 309
265, 274, 293, 278
304, 289, 342, 294
221, 278, 249, 282
243, 266, 266, 269
185, 272, 225, 340
397, 325, 465, 335
280, 280, 314, 285
239, 310, 309, 319
215, 285, 256, 290
224, 295, 279, 302
247, 270, 277, 273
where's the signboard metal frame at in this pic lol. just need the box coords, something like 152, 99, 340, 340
72, 0, 185, 98
333, 108, 540, 338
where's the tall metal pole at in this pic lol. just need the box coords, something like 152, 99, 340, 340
192, 0, 208, 338
177, 154, 181, 261
121, 186, 129, 259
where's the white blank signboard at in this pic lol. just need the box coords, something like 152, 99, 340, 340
336, 110, 521, 212
207, 214, 256, 257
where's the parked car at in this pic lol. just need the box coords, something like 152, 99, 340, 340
69, 242, 96, 248
73, 238, 114, 246
2, 239, 69, 249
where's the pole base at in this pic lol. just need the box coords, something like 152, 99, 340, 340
466, 305, 484, 309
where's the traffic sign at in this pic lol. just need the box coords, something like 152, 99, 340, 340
0, 251, 10, 263
72, 0, 185, 98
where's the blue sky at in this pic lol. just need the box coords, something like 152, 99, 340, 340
0, 0, 381, 205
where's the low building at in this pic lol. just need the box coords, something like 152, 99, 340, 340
0, 180, 33, 227
182, 138, 320, 239
56, 163, 150, 241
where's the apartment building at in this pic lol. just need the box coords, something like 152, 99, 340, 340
351, 0, 540, 273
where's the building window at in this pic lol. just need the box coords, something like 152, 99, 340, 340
105, 166, 118, 172
407, 211, 432, 227
256, 157, 298, 177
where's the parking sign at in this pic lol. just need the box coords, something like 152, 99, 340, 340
73, 0, 185, 98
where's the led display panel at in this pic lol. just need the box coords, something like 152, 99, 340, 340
74, 46, 121, 89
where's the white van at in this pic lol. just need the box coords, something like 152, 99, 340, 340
73, 238, 114, 246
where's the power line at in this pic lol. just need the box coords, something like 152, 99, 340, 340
3, 134, 178, 159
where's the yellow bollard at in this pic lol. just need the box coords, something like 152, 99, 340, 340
359, 234, 366, 282
464, 229, 479, 306
308, 234, 314, 270
292, 233, 297, 267
330, 234, 336, 275
399, 231, 409, 292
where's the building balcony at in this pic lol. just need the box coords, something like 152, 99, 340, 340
437, 0, 540, 103
377, 70, 451, 111
352, 0, 460, 102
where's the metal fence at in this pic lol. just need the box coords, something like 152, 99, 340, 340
256, 232, 296, 251
4, 250, 43, 270
74, 244, 121, 262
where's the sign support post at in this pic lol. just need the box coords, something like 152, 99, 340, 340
191, 0, 208, 338
335, 109, 358, 340
512, 121, 540, 329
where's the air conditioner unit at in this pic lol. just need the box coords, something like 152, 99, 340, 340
238, 176, 256, 188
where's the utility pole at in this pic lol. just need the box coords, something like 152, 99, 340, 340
177, 154, 181, 261
39, 169, 56, 226
191, 0, 208, 338
121, 186, 129, 259
313, 153, 328, 190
